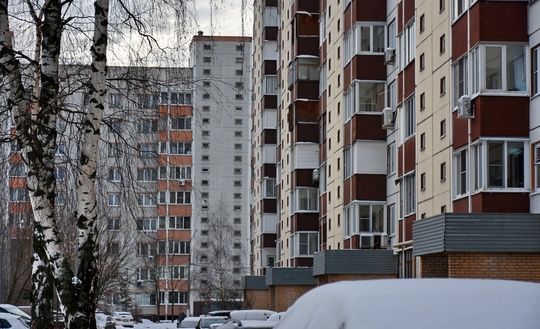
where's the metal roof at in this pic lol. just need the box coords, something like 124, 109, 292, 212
265, 267, 317, 286
243, 275, 268, 290
313, 249, 397, 276
413, 213, 540, 256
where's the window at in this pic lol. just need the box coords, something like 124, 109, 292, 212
262, 178, 276, 198
203, 69, 211, 75
235, 70, 243, 76
420, 92, 425, 110
453, 0, 466, 20
56, 143, 66, 156
533, 47, 539, 96
404, 95, 415, 139
387, 204, 396, 236
235, 94, 244, 100
159, 191, 191, 204
343, 147, 351, 178
159, 216, 190, 230
234, 180, 242, 187
137, 168, 157, 182
107, 218, 120, 230
343, 81, 385, 119
202, 130, 210, 137
137, 243, 156, 257
234, 217, 241, 224
400, 21, 415, 67
440, 119, 446, 137
108, 168, 121, 182
233, 193, 241, 199
535, 144, 540, 190
159, 166, 191, 180
419, 14, 425, 32
10, 163, 26, 177
360, 25, 385, 53
453, 55, 468, 107
204, 44, 211, 50
420, 173, 426, 190
235, 106, 242, 111
291, 232, 318, 257
234, 131, 243, 137
440, 0, 445, 12
201, 180, 209, 186
387, 20, 396, 50
202, 155, 209, 161
235, 82, 244, 89
387, 143, 396, 175
234, 168, 242, 175
234, 143, 242, 150
109, 93, 122, 108
202, 143, 210, 149
235, 57, 243, 64
233, 205, 241, 212
455, 149, 468, 196
137, 218, 157, 231
168, 92, 192, 105
235, 119, 243, 125
420, 133, 426, 150
236, 44, 244, 51
387, 81, 397, 110
401, 174, 416, 217
419, 53, 425, 71
108, 194, 120, 206
203, 56, 211, 63
233, 230, 241, 237
487, 141, 524, 188
10, 188, 29, 202
201, 167, 209, 173
138, 94, 159, 109
234, 156, 242, 162
440, 77, 446, 95
138, 143, 157, 158
294, 188, 319, 212
352, 203, 385, 234
440, 162, 447, 181
159, 141, 192, 155
264, 76, 278, 95
169, 241, 190, 254
440, 34, 445, 53
203, 80, 210, 87
138, 194, 157, 207
138, 119, 158, 133
171, 116, 191, 130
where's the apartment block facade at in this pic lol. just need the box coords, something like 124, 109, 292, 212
2, 35, 252, 318
249, 0, 540, 290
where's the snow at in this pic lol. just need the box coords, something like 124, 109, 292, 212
274, 279, 540, 329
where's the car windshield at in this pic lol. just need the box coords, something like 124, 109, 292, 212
201, 318, 226, 328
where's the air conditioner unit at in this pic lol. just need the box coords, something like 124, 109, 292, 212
179, 179, 186, 186
380, 232, 389, 248
360, 233, 374, 249
312, 168, 319, 182
457, 95, 474, 119
384, 48, 396, 65
382, 107, 395, 130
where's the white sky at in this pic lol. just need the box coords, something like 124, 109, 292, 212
194, 0, 253, 37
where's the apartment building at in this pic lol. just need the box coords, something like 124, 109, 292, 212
248, 0, 540, 300
2, 34, 252, 318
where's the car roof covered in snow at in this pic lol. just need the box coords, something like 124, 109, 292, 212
274, 279, 540, 329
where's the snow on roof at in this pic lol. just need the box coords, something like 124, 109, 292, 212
274, 279, 540, 329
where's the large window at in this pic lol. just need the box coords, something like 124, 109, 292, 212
291, 232, 318, 257
533, 47, 539, 96
138, 119, 158, 133
138, 194, 157, 207
454, 149, 468, 197
387, 142, 396, 175
137, 168, 157, 182
171, 116, 191, 130
159, 191, 191, 204
159, 141, 192, 155
343, 147, 351, 179
159, 216, 190, 230
344, 81, 386, 119
401, 174, 416, 217
357, 204, 385, 233
262, 178, 276, 198
404, 95, 415, 139
344, 23, 385, 63
168, 241, 190, 255
264, 76, 278, 95
399, 21, 415, 68
470, 44, 527, 93
452, 55, 468, 107
294, 188, 318, 212
138, 143, 157, 158
159, 166, 191, 180
10, 188, 29, 202
453, 0, 466, 20
137, 218, 157, 231
487, 141, 524, 188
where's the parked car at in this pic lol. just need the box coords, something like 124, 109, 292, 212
229, 310, 276, 321
275, 279, 540, 329
178, 316, 201, 329
0, 313, 29, 329
0, 304, 31, 327
110, 311, 135, 328
104, 316, 116, 329
216, 319, 276, 329
196, 315, 228, 329
208, 310, 233, 318
266, 312, 286, 322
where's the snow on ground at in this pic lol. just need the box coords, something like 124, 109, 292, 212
274, 278, 540, 329
133, 320, 177, 329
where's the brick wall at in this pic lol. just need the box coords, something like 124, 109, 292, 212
448, 253, 540, 283
420, 252, 540, 283
243, 289, 269, 310
420, 254, 449, 278
317, 273, 397, 285
273, 285, 315, 312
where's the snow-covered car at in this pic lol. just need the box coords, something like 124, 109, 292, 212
178, 316, 201, 329
215, 319, 276, 329
275, 279, 540, 329
110, 311, 135, 327
196, 315, 228, 329
266, 313, 286, 322
0, 313, 29, 329
0, 304, 31, 327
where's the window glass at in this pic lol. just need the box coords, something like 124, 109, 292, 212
488, 142, 504, 187
507, 142, 524, 188
485, 46, 502, 90
506, 45, 526, 91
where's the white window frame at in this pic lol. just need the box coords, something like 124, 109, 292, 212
403, 95, 416, 139
108, 193, 120, 207
387, 142, 396, 176
399, 20, 415, 68
264, 75, 278, 95
532, 47, 539, 96
401, 173, 416, 217
291, 232, 319, 257
108, 168, 121, 182
293, 187, 319, 213
353, 202, 386, 234
453, 148, 469, 198
137, 168, 157, 182
535, 144, 540, 191
452, 54, 468, 108
171, 116, 191, 130
159, 191, 191, 204
262, 178, 276, 198
138, 194, 157, 207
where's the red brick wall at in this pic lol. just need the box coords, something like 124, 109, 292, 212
317, 273, 396, 285
244, 289, 270, 310
272, 285, 315, 312
448, 253, 540, 283
421, 252, 540, 283
420, 254, 449, 278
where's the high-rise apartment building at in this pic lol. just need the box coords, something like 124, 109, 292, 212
249, 0, 540, 291
2, 34, 252, 319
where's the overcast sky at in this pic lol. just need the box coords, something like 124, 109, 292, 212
194, 0, 253, 37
